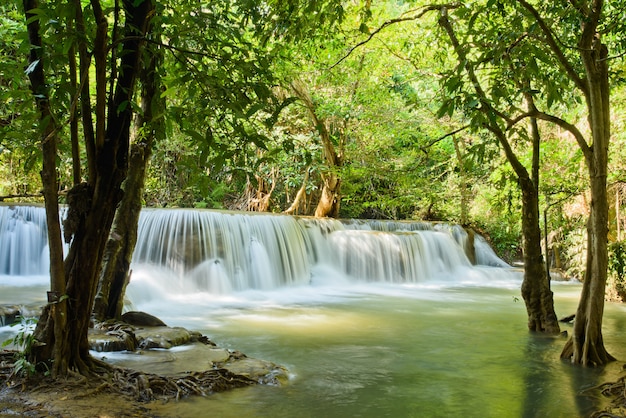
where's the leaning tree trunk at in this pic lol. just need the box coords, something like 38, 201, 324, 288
29, 0, 153, 375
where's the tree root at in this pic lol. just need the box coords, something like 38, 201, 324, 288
586, 375, 626, 417
108, 366, 256, 402
1, 350, 257, 405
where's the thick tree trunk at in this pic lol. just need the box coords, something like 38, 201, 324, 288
28, 0, 154, 375
315, 173, 341, 218
23, 0, 69, 375
560, 14, 613, 366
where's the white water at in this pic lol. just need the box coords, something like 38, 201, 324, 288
0, 206, 512, 293
6, 206, 623, 417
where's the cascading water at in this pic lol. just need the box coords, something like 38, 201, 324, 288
0, 205, 50, 276
6, 205, 618, 418
0, 205, 512, 296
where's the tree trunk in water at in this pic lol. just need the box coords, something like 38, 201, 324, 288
519, 178, 560, 334
438, 10, 560, 335
560, 21, 613, 366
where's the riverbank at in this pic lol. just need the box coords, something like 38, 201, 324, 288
1, 314, 289, 418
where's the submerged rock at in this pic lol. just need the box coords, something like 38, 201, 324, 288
88, 327, 137, 352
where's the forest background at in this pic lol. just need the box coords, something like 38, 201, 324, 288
2, 2, 626, 310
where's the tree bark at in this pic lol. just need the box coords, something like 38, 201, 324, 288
28, 0, 154, 375
559, 1, 614, 366
93, 22, 163, 322
23, 0, 69, 375
290, 80, 343, 218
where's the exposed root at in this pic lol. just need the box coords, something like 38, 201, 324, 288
1, 350, 257, 407
110, 366, 256, 402
585, 374, 626, 417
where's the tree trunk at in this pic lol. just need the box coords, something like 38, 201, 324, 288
315, 173, 341, 218
438, 10, 560, 335
519, 177, 560, 333
290, 80, 343, 218
28, 0, 154, 375
93, 29, 163, 322
284, 168, 310, 215
23, 0, 69, 375
560, 13, 614, 366
452, 136, 469, 225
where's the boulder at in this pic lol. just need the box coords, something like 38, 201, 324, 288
121, 311, 167, 327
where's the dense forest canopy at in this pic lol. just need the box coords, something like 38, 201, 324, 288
1, 0, 626, 373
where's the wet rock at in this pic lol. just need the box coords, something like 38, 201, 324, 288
88, 328, 137, 352
135, 326, 191, 349
122, 311, 167, 327
0, 306, 19, 327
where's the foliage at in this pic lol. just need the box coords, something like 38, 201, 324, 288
607, 241, 626, 301
1, 316, 39, 377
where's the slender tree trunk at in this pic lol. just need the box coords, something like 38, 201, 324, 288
93, 27, 163, 322
452, 136, 468, 225
23, 0, 69, 375
284, 168, 310, 215
439, 10, 560, 334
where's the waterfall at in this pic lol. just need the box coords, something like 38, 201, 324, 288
0, 205, 512, 293
0, 205, 49, 276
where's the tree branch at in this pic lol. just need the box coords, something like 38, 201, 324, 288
508, 110, 591, 160
329, 3, 461, 70
423, 124, 470, 150
516, 0, 588, 95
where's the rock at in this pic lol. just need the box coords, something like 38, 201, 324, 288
0, 306, 19, 327
88, 328, 137, 352
135, 326, 191, 349
121, 311, 167, 327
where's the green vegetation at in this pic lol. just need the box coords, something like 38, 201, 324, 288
1, 316, 39, 377
1, 0, 625, 373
